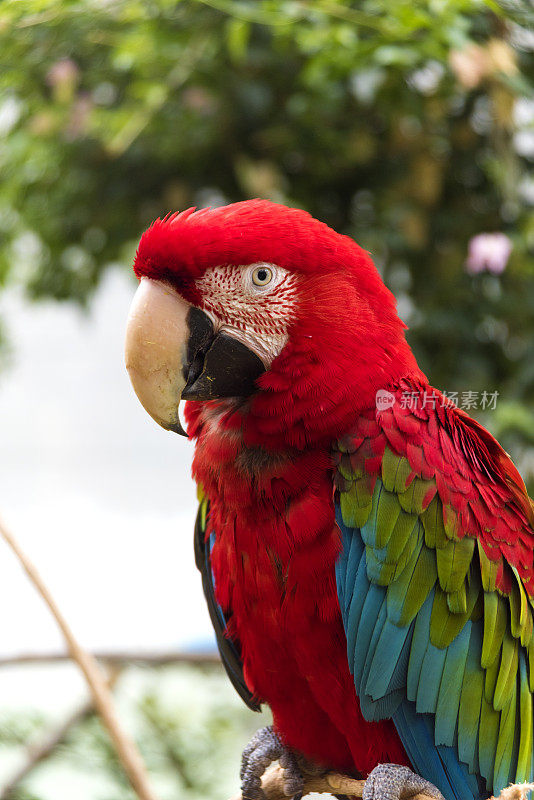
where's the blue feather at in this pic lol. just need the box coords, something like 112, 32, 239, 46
435, 624, 471, 747
344, 526, 365, 613
345, 548, 370, 672
416, 642, 448, 715
360, 688, 404, 721
406, 591, 434, 702
353, 583, 386, 689
359, 594, 388, 697
334, 498, 493, 800
335, 508, 350, 617
393, 702, 485, 800
365, 619, 412, 700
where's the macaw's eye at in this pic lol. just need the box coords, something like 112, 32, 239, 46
251, 265, 273, 287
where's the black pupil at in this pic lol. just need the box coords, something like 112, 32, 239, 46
257, 269, 268, 282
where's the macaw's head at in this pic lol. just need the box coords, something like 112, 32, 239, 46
125, 200, 422, 448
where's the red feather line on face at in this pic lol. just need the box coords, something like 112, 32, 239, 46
196, 263, 300, 338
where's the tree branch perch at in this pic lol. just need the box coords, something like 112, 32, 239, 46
229, 763, 436, 800
229, 763, 534, 800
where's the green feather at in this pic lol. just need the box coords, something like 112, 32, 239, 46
478, 694, 501, 789
481, 592, 507, 669
436, 535, 475, 593
443, 504, 462, 541
447, 583, 467, 614
516, 652, 533, 783
365, 546, 396, 586
397, 478, 435, 515
528, 639, 534, 692
337, 453, 354, 480
361, 482, 406, 550
510, 566, 532, 646
360, 482, 383, 548
375, 487, 402, 547
494, 633, 519, 711
387, 543, 437, 627
387, 513, 421, 565
365, 516, 422, 586
381, 448, 413, 494
458, 623, 484, 772
200, 498, 207, 529
494, 681, 518, 793
485, 649, 500, 704
339, 480, 373, 528
477, 541, 500, 593
420, 495, 448, 549
429, 575, 479, 649
521, 603, 533, 649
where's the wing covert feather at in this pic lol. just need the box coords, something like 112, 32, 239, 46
334, 381, 534, 797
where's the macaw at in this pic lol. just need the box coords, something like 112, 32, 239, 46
124, 200, 534, 800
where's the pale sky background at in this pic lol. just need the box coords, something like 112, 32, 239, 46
0, 269, 252, 796
0, 267, 215, 660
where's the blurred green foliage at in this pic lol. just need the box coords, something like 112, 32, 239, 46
0, 664, 264, 800
0, 0, 533, 467
0, 3, 533, 797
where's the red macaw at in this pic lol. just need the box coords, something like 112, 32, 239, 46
125, 200, 534, 800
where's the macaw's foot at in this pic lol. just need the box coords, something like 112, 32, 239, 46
240, 725, 304, 800
363, 764, 445, 800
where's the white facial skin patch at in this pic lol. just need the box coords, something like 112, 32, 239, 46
195, 263, 300, 367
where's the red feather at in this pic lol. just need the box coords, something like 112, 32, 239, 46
188, 398, 409, 775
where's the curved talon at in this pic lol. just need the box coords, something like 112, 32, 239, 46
240, 726, 304, 800
363, 763, 445, 800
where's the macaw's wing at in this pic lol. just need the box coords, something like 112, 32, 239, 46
334, 383, 534, 799
194, 493, 261, 711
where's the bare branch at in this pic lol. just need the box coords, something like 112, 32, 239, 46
0, 650, 220, 668
228, 763, 429, 800
0, 668, 122, 799
0, 516, 160, 800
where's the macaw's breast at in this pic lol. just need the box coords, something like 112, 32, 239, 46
189, 401, 409, 775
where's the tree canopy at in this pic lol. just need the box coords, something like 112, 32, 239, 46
0, 0, 533, 474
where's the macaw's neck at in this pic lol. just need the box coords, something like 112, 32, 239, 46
187, 400, 334, 536
242, 327, 424, 451
186, 341, 423, 458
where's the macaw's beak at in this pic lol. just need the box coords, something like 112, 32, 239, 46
124, 278, 265, 435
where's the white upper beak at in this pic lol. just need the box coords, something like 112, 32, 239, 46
125, 278, 190, 434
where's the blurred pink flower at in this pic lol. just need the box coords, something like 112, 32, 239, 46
46, 58, 79, 88
65, 94, 93, 140
449, 39, 517, 90
465, 233, 512, 275
449, 44, 487, 89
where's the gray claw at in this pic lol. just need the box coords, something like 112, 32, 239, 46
240, 726, 304, 800
363, 763, 445, 800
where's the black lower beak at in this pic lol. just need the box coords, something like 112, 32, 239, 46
181, 307, 265, 401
